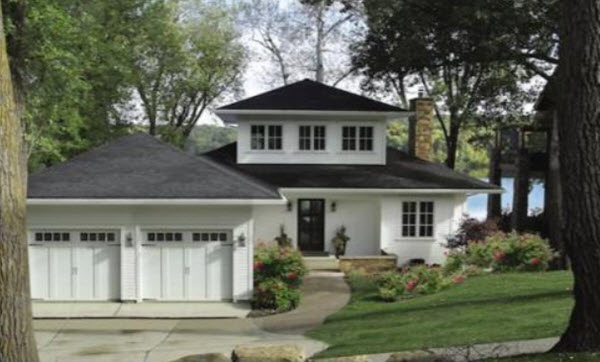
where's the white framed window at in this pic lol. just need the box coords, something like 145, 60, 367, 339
251, 125, 282, 150
402, 201, 434, 238
342, 126, 373, 151
192, 231, 229, 243
299, 125, 326, 151
342, 126, 357, 150
359, 126, 374, 151
80, 231, 118, 242
268, 125, 282, 150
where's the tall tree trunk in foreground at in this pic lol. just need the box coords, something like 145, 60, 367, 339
0, 4, 39, 361
552, 0, 600, 352
487, 129, 502, 220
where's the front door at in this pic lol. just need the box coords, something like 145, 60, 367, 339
298, 199, 325, 252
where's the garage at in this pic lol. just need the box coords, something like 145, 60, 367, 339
29, 229, 121, 300
142, 229, 233, 301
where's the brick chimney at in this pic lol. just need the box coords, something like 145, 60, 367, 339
409, 98, 434, 161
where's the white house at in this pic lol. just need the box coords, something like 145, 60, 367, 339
26, 79, 500, 305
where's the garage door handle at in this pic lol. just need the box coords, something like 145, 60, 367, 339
72, 267, 78, 276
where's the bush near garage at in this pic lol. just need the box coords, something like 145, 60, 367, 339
251, 244, 307, 312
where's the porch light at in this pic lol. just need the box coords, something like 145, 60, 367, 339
126, 232, 133, 246
286, 201, 293, 212
237, 233, 246, 247
331, 201, 337, 212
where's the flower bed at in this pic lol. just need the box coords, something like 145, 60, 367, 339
251, 244, 308, 313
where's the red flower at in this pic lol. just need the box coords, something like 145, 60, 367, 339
253, 261, 265, 271
452, 275, 465, 284
288, 272, 297, 280
406, 279, 418, 291
493, 252, 505, 261
530, 257, 541, 266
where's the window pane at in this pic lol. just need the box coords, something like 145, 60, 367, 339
342, 126, 356, 151
251, 125, 265, 150
268, 125, 282, 150
299, 126, 311, 150
62, 233, 70, 241
175, 233, 183, 242
219, 233, 227, 241
81, 233, 88, 242
98, 233, 106, 242
107, 233, 115, 242
359, 126, 373, 151
166, 233, 173, 242
314, 126, 326, 150
202, 233, 209, 241
53, 233, 61, 241
90, 233, 97, 241
35, 233, 43, 242
193, 233, 200, 242
148, 233, 155, 242
157, 233, 164, 242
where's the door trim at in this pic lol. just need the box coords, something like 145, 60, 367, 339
297, 199, 325, 252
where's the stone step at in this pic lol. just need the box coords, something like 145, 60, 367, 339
303, 255, 340, 271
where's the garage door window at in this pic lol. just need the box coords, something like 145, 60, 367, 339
80, 232, 117, 242
147, 232, 184, 242
193, 232, 228, 242
33, 231, 71, 242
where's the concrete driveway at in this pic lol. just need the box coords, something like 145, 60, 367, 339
34, 271, 349, 361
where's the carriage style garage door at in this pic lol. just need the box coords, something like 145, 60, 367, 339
142, 230, 233, 301
29, 230, 121, 300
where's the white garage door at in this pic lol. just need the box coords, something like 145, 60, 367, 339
142, 230, 233, 301
29, 230, 121, 301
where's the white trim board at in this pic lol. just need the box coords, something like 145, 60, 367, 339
280, 188, 504, 195
27, 198, 287, 206
216, 109, 412, 120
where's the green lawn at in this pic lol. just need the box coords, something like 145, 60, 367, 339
307, 271, 574, 358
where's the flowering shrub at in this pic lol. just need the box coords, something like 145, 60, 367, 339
375, 265, 458, 302
445, 232, 555, 273
251, 244, 307, 311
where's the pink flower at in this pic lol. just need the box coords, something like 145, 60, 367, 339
406, 279, 418, 291
493, 252, 505, 261
530, 257, 541, 266
453, 275, 465, 284
253, 261, 266, 271
288, 272, 297, 280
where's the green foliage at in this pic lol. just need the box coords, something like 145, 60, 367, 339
375, 265, 456, 302
331, 226, 350, 258
252, 244, 307, 311
252, 278, 301, 312
387, 120, 490, 177
448, 232, 555, 273
188, 125, 236, 154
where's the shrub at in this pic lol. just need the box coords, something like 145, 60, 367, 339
252, 278, 301, 312
444, 232, 555, 274
252, 244, 307, 311
446, 215, 499, 249
254, 244, 307, 288
375, 266, 456, 301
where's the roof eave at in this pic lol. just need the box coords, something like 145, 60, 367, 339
27, 198, 287, 206
279, 188, 504, 195
215, 109, 412, 122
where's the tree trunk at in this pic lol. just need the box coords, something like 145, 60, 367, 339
487, 129, 502, 220
445, 117, 460, 169
552, 0, 600, 352
511, 130, 529, 232
0, 4, 39, 360
314, 4, 325, 83
545, 111, 565, 268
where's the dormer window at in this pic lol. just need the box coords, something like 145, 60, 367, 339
251, 125, 282, 150
342, 126, 373, 151
299, 125, 326, 151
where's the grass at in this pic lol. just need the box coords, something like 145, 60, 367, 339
307, 271, 574, 358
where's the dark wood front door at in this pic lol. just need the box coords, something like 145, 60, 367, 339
298, 199, 325, 252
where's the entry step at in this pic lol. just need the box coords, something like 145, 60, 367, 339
302, 255, 340, 271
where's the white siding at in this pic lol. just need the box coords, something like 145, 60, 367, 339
380, 194, 466, 266
253, 193, 381, 255
27, 205, 254, 302
235, 115, 388, 165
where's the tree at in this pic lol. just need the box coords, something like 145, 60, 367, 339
130, 1, 244, 145
0, 1, 38, 359
241, 0, 358, 86
551, 0, 600, 351
355, 0, 534, 169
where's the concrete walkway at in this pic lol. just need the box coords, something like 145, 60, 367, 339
253, 271, 351, 334
34, 271, 351, 361
33, 302, 250, 319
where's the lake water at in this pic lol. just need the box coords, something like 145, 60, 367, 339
466, 177, 545, 220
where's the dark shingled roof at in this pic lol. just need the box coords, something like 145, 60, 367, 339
204, 143, 501, 190
28, 133, 281, 199
218, 79, 407, 113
